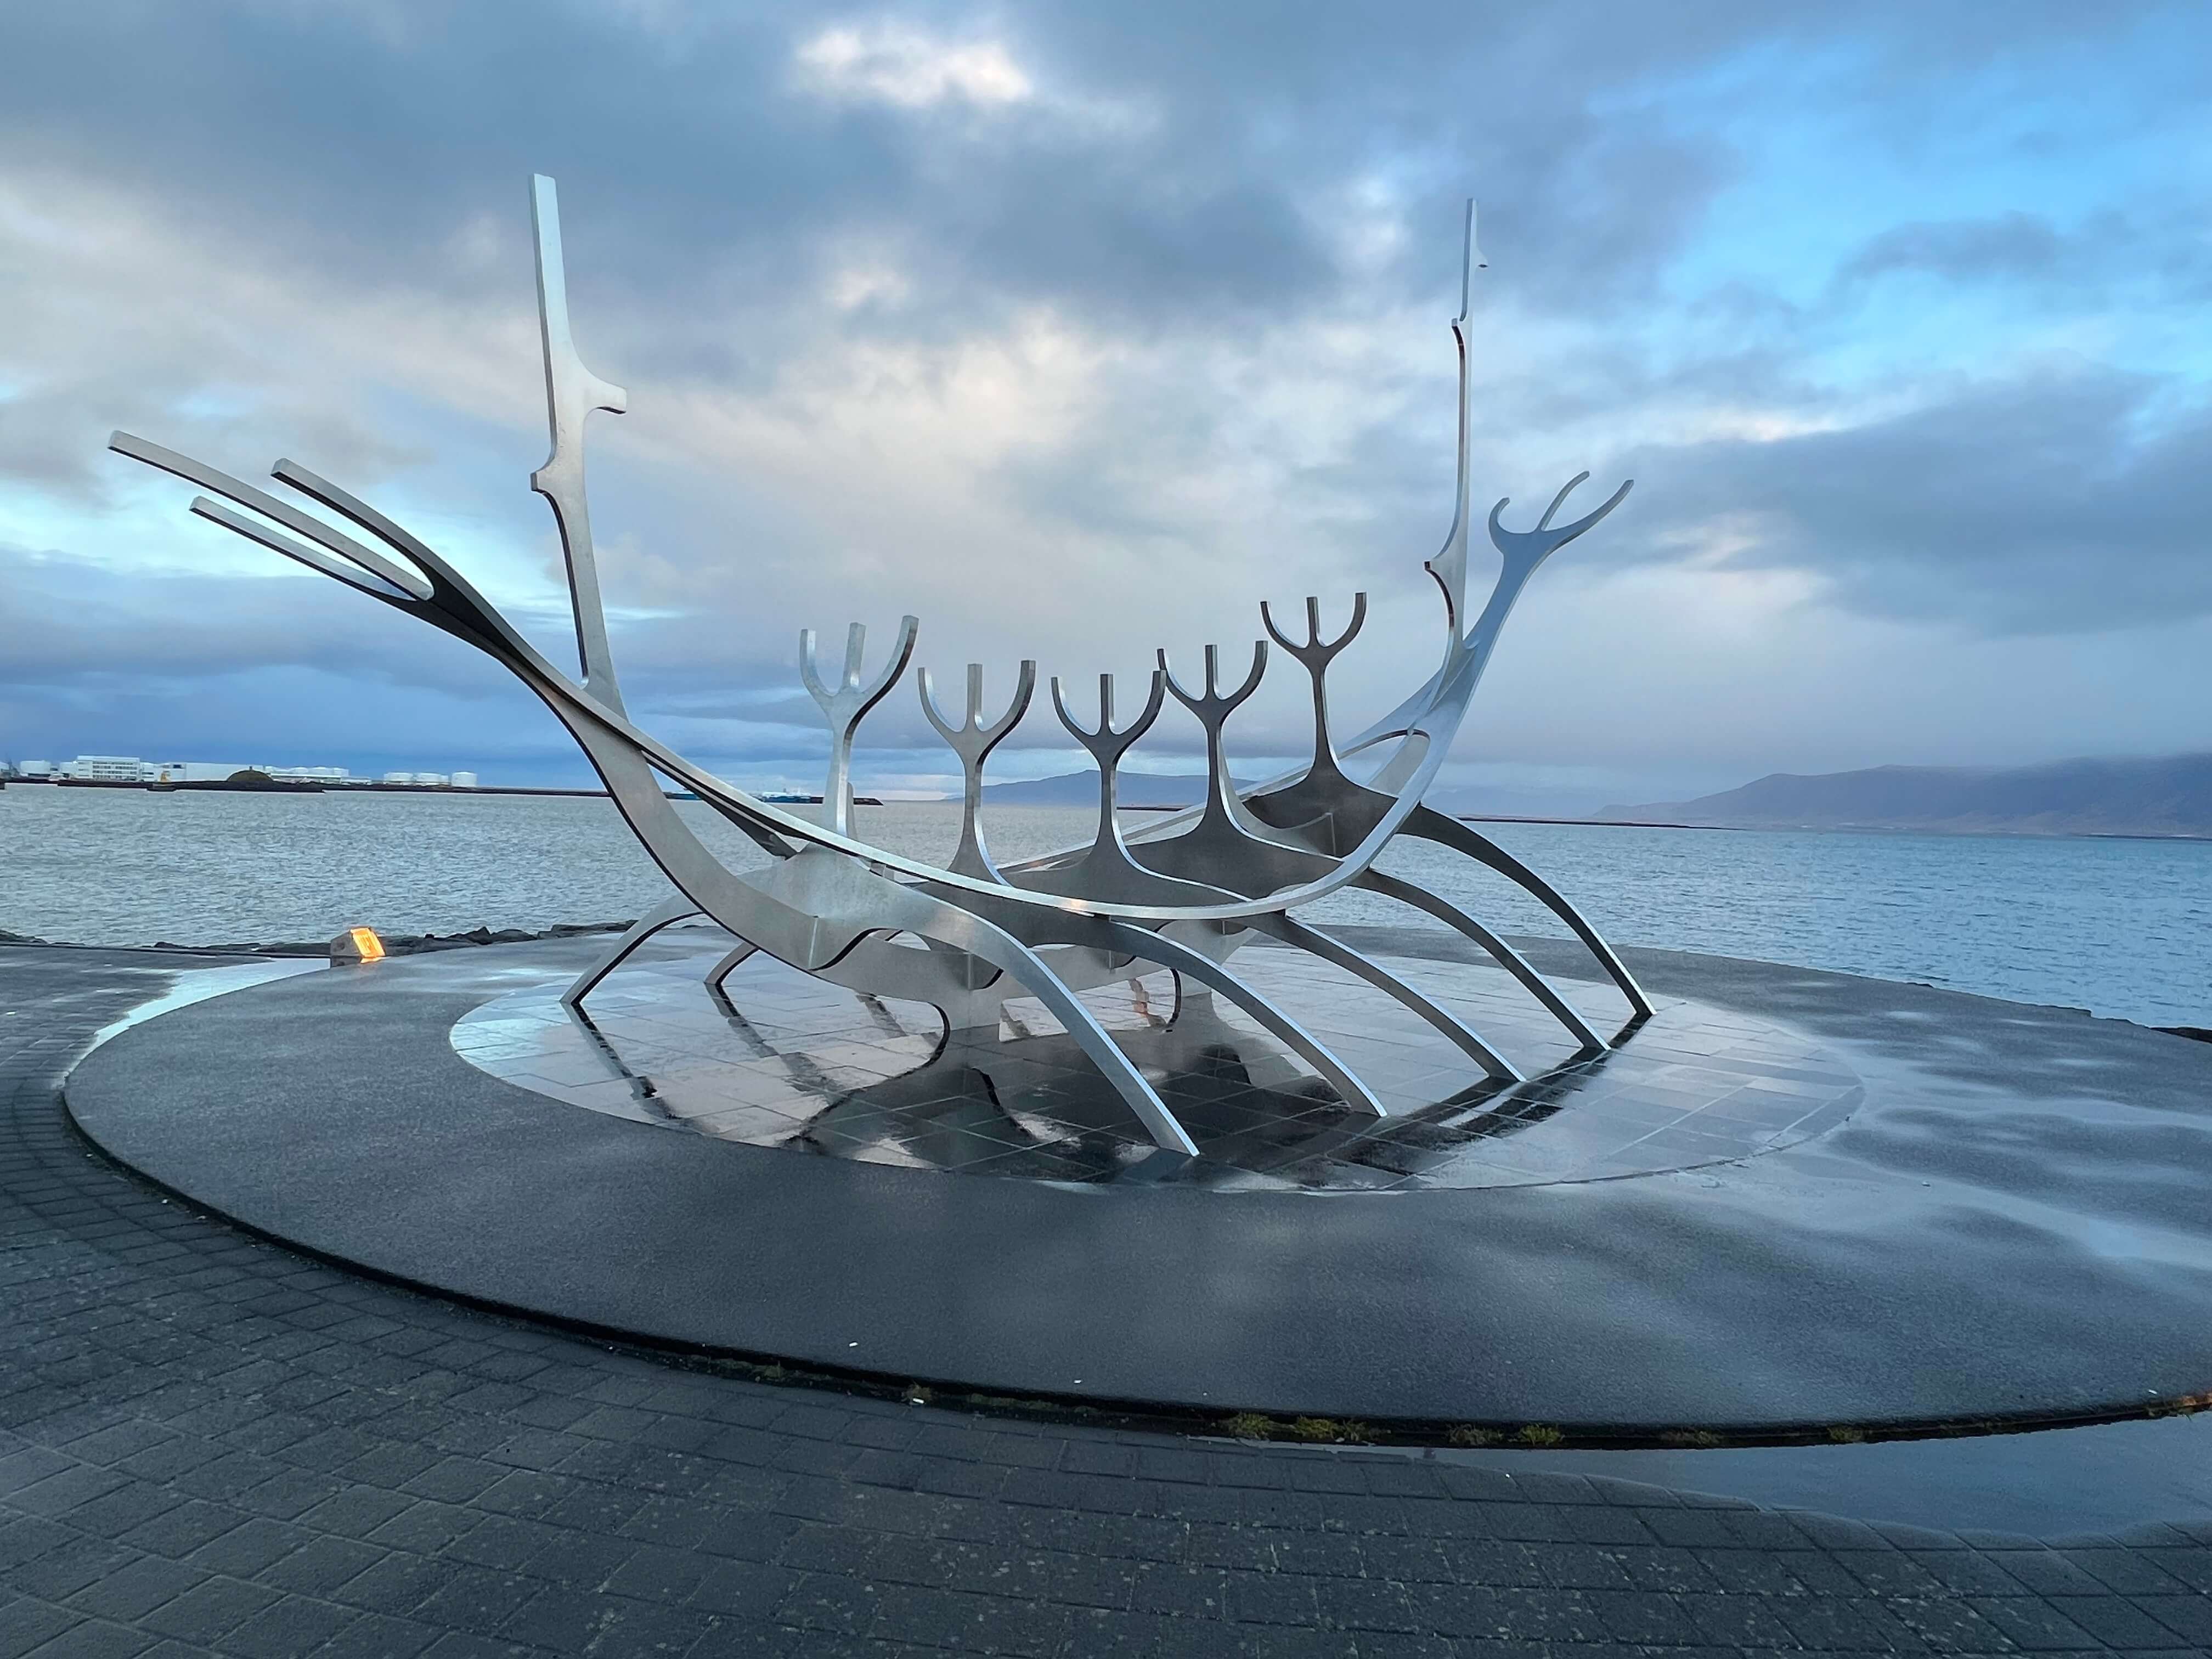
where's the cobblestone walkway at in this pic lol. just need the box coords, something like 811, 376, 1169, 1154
4, 949, 2210, 1657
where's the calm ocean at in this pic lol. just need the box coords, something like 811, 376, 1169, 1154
4, 786, 2206, 1029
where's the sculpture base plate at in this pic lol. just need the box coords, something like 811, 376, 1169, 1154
450, 943, 1859, 1193
63, 929, 2212, 1433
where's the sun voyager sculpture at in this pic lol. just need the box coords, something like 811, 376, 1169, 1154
112, 177, 1653, 1156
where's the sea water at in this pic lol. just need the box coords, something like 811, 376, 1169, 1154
3, 786, 2206, 1028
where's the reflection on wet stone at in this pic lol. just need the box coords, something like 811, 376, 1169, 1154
453, 940, 1860, 1193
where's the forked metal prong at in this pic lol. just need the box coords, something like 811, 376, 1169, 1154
1048, 673, 1096, 741
796, 619, 832, 703
1430, 472, 1631, 674
1049, 669, 1166, 757
797, 617, 918, 724
840, 622, 867, 691
920, 659, 1034, 746
798, 614, 918, 836
1488, 475, 1632, 568
1261, 592, 1367, 662
110, 432, 432, 602
188, 498, 415, 603
1159, 640, 1266, 713
1331, 592, 1368, 650
921, 660, 1035, 882
1537, 470, 1589, 532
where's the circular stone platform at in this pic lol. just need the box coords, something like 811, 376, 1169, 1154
452, 946, 1860, 1193
63, 928, 2212, 1434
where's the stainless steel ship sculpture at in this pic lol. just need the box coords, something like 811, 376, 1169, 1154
112, 177, 1651, 1156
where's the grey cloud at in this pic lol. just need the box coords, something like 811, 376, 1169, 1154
5, 0, 2211, 780
0, 544, 521, 697
5, 0, 2191, 351
0, 541, 903, 781
1832, 210, 2212, 303
1622, 366, 2212, 632
0, 0, 1819, 349
0, 380, 431, 507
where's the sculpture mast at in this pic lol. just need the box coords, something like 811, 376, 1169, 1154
1423, 199, 1486, 648
529, 175, 632, 714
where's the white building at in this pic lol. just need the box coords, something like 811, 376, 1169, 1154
66, 755, 149, 782
19, 761, 53, 777
450, 771, 479, 789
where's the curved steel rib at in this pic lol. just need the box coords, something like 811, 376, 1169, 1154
760, 852, 1200, 1155
562, 895, 701, 1009
1353, 870, 1605, 1051
1120, 671, 1607, 1055
1094, 923, 1384, 1117
1404, 805, 1654, 1020
706, 938, 759, 994
1246, 914, 1524, 1083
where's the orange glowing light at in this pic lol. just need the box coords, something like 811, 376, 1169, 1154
332, 926, 386, 964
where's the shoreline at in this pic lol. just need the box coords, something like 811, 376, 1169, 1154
11, 777, 2204, 840
1457, 812, 2212, 843
5, 920, 2204, 1046
0, 919, 635, 958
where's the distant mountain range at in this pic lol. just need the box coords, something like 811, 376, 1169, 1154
975, 754, 2212, 837
1601, 754, 2212, 837
977, 772, 1578, 814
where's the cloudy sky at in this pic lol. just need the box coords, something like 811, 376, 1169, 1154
2, 1, 2207, 809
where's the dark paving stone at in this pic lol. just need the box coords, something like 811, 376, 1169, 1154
307, 1611, 443, 1658
135, 1577, 284, 1645
217, 1594, 362, 1657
